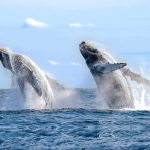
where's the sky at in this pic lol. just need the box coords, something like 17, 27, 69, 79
0, 0, 150, 88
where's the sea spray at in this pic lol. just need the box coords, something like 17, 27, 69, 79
125, 76, 150, 110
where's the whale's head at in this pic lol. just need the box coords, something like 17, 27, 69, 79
0, 48, 13, 71
79, 41, 115, 66
80, 41, 126, 75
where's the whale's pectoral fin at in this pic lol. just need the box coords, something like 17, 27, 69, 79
26, 70, 43, 97
122, 67, 150, 87
92, 63, 127, 74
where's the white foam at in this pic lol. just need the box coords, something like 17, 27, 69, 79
129, 78, 150, 110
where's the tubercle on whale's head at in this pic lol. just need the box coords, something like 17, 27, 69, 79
79, 41, 107, 66
0, 48, 12, 71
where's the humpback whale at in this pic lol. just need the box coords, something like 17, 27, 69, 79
0, 48, 79, 109
80, 41, 133, 109
0, 48, 53, 107
79, 41, 150, 109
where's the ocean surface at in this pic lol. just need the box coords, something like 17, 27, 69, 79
0, 89, 150, 150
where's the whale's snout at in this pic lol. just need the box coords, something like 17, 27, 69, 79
79, 41, 86, 51
80, 41, 92, 51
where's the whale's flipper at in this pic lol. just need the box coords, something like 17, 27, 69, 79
92, 63, 127, 74
122, 67, 150, 87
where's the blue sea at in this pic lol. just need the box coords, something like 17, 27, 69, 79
0, 89, 150, 150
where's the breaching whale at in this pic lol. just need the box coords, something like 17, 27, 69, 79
79, 41, 150, 109
0, 48, 79, 109
0, 48, 53, 107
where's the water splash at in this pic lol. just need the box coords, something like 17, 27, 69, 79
119, 72, 150, 111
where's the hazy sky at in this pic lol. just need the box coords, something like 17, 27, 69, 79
0, 0, 150, 88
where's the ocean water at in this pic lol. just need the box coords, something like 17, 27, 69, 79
0, 89, 150, 149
